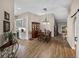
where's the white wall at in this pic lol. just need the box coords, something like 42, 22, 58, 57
67, 0, 79, 49
15, 12, 29, 39
58, 22, 67, 34
75, 12, 79, 58
0, 0, 14, 47
0, 0, 14, 57
0, 0, 14, 35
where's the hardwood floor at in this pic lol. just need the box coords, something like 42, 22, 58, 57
17, 36, 76, 58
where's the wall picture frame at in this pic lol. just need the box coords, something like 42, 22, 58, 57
3, 21, 10, 32
62, 25, 67, 33
4, 11, 10, 20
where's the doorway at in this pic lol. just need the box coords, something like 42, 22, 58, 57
32, 22, 40, 38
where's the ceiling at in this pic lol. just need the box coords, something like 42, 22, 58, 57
14, 0, 72, 22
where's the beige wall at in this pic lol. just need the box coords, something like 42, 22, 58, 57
67, 0, 79, 49
28, 12, 41, 32
0, 0, 14, 35
28, 12, 41, 38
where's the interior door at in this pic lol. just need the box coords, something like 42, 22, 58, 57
32, 22, 40, 38
75, 12, 79, 57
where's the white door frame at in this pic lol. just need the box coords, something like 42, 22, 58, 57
75, 12, 79, 57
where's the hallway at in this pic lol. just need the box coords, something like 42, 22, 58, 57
17, 36, 76, 58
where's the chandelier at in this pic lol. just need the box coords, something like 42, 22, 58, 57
42, 8, 49, 25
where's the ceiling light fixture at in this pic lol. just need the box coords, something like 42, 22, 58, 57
17, 8, 21, 10
43, 8, 49, 25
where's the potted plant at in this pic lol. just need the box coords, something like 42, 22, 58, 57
4, 32, 15, 44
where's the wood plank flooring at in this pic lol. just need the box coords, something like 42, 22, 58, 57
16, 36, 76, 58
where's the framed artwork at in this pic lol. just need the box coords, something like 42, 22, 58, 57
4, 11, 10, 20
61, 25, 67, 33
3, 21, 10, 32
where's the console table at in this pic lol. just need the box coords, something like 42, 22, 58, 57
0, 40, 19, 58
